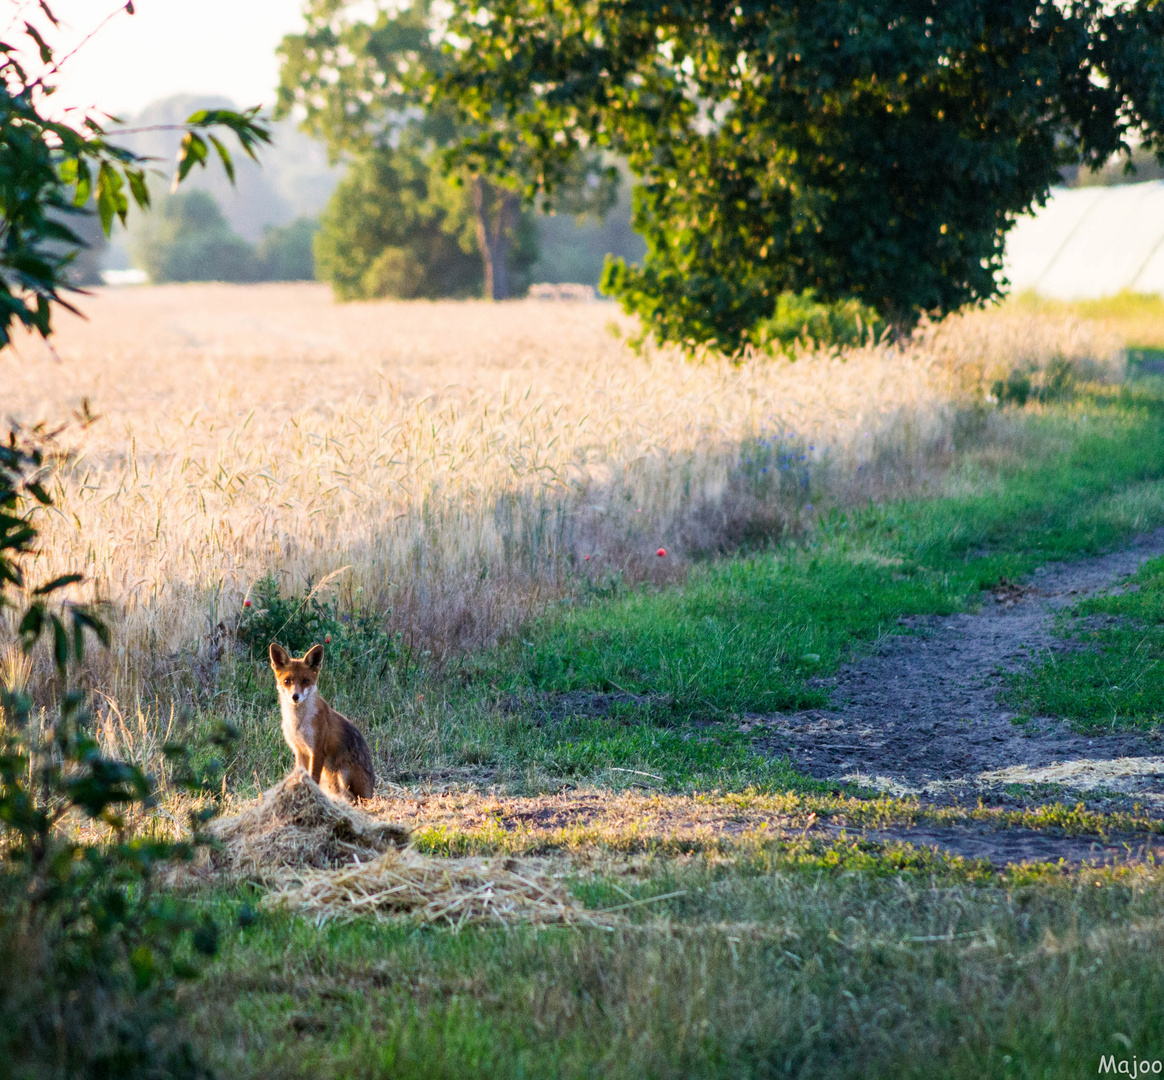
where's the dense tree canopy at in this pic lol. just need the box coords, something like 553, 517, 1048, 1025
277, 0, 615, 299
314, 144, 534, 299
438, 0, 1164, 351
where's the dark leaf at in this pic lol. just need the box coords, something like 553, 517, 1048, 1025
34, 572, 83, 595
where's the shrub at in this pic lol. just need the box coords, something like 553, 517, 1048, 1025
237, 574, 412, 681
753, 290, 885, 356
0, 425, 231, 1079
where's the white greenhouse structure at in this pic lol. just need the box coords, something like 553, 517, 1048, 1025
1003, 180, 1164, 299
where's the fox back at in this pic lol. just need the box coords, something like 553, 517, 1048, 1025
269, 642, 375, 802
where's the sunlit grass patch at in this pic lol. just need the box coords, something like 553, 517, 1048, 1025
1009, 289, 1164, 350
1007, 555, 1164, 732
188, 849, 1164, 1080
502, 394, 1164, 719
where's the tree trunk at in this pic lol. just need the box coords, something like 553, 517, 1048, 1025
471, 176, 518, 300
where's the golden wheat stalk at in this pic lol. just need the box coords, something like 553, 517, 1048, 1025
5, 284, 1123, 708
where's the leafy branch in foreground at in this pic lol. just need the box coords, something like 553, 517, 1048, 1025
0, 7, 263, 1076
0, 6, 270, 346
0, 421, 237, 1077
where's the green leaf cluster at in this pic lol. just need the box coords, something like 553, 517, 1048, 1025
0, 420, 238, 1077
438, 0, 1164, 352
237, 573, 416, 682
1, 27, 269, 343
752, 289, 884, 356
278, 0, 615, 299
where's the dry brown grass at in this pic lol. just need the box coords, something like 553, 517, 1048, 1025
4, 284, 1123, 711
202, 771, 600, 928
207, 770, 410, 876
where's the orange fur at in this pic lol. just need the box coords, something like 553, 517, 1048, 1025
269, 642, 375, 802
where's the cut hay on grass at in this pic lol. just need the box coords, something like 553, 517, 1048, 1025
208, 770, 410, 877
262, 848, 603, 930
209, 770, 597, 928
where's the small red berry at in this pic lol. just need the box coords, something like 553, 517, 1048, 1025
657, 548, 667, 557
243, 599, 251, 608
584, 554, 590, 560
325, 635, 331, 644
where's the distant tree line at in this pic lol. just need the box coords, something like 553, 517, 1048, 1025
276, 0, 632, 301
132, 190, 317, 283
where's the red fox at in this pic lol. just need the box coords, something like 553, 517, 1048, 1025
269, 642, 375, 802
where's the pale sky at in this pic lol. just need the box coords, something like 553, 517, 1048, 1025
17, 0, 310, 117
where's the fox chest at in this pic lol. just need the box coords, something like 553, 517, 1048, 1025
280, 703, 316, 754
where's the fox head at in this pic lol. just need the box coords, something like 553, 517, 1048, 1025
269, 642, 324, 706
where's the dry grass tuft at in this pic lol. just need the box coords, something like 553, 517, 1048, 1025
207, 770, 593, 928
262, 847, 597, 929
208, 771, 410, 876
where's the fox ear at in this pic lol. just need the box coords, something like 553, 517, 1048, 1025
304, 644, 324, 671
269, 643, 289, 669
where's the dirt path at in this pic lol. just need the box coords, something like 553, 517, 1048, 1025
755, 528, 1164, 818
398, 534, 1164, 868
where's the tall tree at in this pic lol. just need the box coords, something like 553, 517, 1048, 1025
437, 0, 1164, 351
313, 144, 491, 299
277, 0, 615, 299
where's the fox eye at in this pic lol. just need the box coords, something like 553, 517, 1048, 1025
283, 679, 292, 687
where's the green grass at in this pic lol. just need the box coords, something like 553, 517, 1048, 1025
1007, 554, 1164, 732
171, 383, 1164, 1079
196, 387, 1164, 795
192, 860, 1164, 1080
507, 391, 1164, 726
1009, 289, 1164, 350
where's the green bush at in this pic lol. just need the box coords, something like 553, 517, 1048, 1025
752, 289, 884, 356
991, 356, 1079, 406
0, 426, 231, 1079
237, 574, 411, 680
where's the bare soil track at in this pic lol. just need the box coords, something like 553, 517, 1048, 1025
748, 528, 1164, 863
378, 534, 1164, 868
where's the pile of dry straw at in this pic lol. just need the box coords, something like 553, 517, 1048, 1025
206, 771, 599, 929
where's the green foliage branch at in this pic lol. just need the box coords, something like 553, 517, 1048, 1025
1, 7, 269, 1074
436, 0, 1164, 353
277, 0, 616, 299
1, 4, 269, 346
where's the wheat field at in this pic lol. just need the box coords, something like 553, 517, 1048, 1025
4, 283, 1123, 708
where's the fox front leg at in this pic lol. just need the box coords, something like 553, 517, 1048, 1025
296, 748, 311, 772
310, 751, 324, 785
